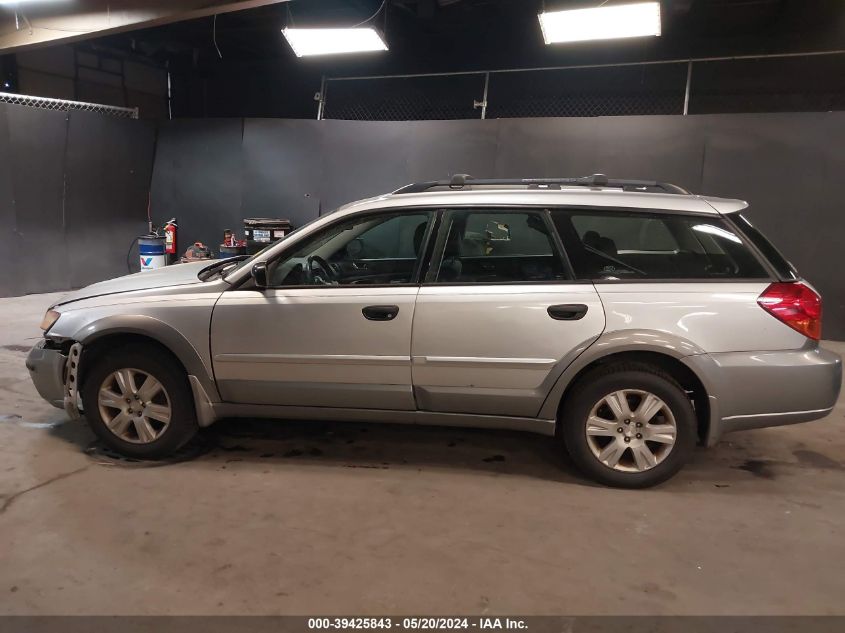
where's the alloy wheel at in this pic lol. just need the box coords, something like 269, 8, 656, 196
584, 389, 677, 472
97, 368, 172, 444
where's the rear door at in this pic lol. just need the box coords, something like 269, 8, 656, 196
549, 207, 793, 352
411, 208, 606, 418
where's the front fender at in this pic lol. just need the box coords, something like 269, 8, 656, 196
51, 313, 220, 403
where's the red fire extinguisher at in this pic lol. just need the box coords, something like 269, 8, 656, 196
163, 218, 177, 259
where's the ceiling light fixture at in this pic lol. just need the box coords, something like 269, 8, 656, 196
282, 27, 388, 57
538, 2, 661, 45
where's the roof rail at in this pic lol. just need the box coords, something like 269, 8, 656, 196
393, 174, 690, 195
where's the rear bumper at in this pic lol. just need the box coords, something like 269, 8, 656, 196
685, 344, 842, 446
25, 340, 67, 409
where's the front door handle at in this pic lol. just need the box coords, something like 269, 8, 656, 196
362, 305, 400, 321
548, 304, 588, 321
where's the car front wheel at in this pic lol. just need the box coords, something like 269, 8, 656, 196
81, 344, 198, 459
560, 363, 697, 488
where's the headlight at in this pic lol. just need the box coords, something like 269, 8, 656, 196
40, 309, 61, 332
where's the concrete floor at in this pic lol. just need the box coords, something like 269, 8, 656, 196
0, 292, 844, 616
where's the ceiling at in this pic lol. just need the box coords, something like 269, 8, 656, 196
5, 0, 843, 119
79, 0, 845, 76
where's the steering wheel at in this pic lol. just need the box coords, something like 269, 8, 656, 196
306, 255, 337, 285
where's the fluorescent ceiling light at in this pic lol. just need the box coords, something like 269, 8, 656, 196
539, 2, 661, 45
282, 27, 388, 57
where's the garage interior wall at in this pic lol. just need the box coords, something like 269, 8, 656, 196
0, 108, 841, 339
0, 103, 155, 297
150, 112, 845, 339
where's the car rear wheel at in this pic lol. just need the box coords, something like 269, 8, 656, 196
81, 344, 198, 459
560, 363, 696, 488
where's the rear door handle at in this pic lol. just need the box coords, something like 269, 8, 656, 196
548, 304, 588, 321
362, 305, 400, 321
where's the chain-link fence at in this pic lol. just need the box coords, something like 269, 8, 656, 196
0, 91, 139, 119
486, 63, 687, 118
688, 54, 845, 114
321, 51, 845, 121
323, 74, 485, 121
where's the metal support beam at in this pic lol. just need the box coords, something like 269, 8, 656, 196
473, 72, 490, 118
326, 48, 845, 82
683, 61, 693, 116
0, 0, 291, 54
166, 64, 173, 120
316, 75, 326, 121
480, 71, 489, 120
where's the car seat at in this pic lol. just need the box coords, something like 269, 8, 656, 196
583, 230, 619, 256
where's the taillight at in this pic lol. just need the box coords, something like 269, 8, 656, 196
757, 282, 822, 340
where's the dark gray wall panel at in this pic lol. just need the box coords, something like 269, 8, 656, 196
0, 103, 23, 296
6, 105, 69, 295
0, 104, 154, 298
0, 104, 69, 297
494, 117, 599, 179
588, 115, 707, 193
2, 111, 833, 337
64, 111, 154, 289
0, 104, 20, 297
148, 112, 844, 339
241, 119, 322, 229
150, 119, 243, 254
699, 113, 845, 340
817, 118, 845, 342
318, 120, 412, 212
404, 119, 498, 184
493, 116, 706, 192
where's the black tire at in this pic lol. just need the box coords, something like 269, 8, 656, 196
81, 343, 198, 459
559, 362, 696, 488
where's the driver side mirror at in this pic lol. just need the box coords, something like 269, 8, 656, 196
251, 262, 269, 288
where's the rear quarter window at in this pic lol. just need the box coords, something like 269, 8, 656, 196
728, 212, 798, 281
552, 209, 770, 281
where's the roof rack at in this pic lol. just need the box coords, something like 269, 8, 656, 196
393, 173, 690, 196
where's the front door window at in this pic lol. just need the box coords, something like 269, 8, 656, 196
268, 212, 434, 287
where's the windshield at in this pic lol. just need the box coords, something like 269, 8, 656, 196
222, 220, 313, 281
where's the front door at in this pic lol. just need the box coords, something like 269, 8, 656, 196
211, 210, 435, 409
411, 208, 606, 418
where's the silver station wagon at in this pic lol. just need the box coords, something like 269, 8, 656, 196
27, 174, 842, 487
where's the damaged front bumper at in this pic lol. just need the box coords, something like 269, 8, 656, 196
26, 340, 66, 409
25, 340, 83, 419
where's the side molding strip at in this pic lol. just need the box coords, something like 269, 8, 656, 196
413, 356, 557, 369
214, 354, 409, 366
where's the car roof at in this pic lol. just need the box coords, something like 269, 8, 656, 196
335, 187, 748, 217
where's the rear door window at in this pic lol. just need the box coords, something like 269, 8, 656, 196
433, 209, 569, 283
552, 209, 770, 280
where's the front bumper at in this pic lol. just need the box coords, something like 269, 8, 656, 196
686, 344, 842, 446
25, 340, 67, 409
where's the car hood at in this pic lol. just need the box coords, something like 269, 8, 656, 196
56, 261, 213, 306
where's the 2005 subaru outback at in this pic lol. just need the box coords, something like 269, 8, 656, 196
27, 174, 842, 487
